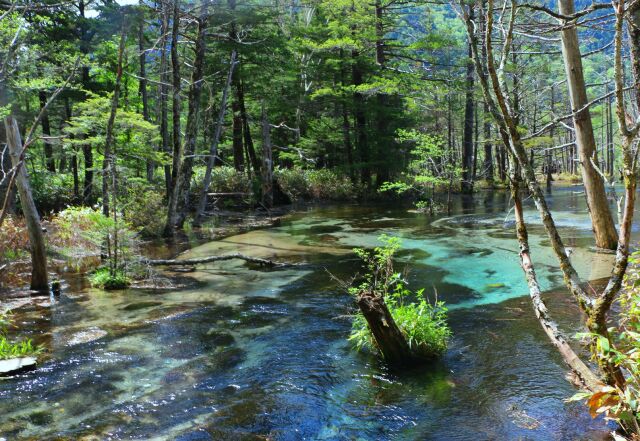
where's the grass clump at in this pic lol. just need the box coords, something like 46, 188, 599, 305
0, 311, 43, 360
89, 267, 131, 290
0, 337, 42, 360
349, 235, 451, 359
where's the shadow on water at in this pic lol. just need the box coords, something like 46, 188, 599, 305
0, 185, 629, 440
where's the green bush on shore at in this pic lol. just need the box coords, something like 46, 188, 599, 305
274, 168, 356, 202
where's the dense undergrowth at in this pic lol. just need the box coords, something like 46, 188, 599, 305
28, 167, 358, 217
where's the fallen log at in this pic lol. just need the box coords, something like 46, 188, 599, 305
144, 253, 291, 268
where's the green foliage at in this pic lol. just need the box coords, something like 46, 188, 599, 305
275, 168, 356, 202
63, 95, 163, 165
122, 178, 166, 238
379, 130, 460, 210
0, 311, 43, 360
50, 206, 140, 279
29, 172, 75, 213
192, 166, 253, 195
378, 181, 413, 195
568, 251, 640, 432
348, 235, 451, 359
397, 129, 461, 188
89, 267, 130, 290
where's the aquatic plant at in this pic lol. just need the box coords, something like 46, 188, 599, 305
0, 336, 42, 360
0, 311, 42, 360
349, 235, 451, 360
89, 267, 131, 290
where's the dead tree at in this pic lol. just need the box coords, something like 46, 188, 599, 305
558, 0, 618, 250
174, 1, 209, 229
461, 5, 475, 193
102, 25, 127, 217
145, 252, 291, 267
261, 104, 274, 208
5, 116, 49, 292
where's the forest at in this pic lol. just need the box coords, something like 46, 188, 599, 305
2, 0, 640, 439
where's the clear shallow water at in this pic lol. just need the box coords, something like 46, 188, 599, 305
0, 186, 630, 440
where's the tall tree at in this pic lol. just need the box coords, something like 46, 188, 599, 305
461, 6, 475, 193
558, 0, 618, 250
5, 116, 49, 291
102, 25, 127, 217
164, 0, 182, 236
174, 1, 209, 228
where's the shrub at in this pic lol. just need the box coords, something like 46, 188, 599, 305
50, 206, 141, 281
122, 178, 166, 237
29, 171, 75, 212
0, 311, 43, 360
189, 166, 256, 207
89, 267, 130, 290
191, 165, 252, 195
348, 235, 451, 359
556, 172, 582, 184
275, 168, 355, 202
49, 206, 105, 257
0, 216, 29, 262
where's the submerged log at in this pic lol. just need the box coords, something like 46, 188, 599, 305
145, 253, 292, 268
356, 290, 416, 366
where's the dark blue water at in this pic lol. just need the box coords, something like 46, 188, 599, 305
0, 187, 620, 440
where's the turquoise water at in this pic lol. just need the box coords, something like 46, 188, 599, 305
0, 186, 625, 440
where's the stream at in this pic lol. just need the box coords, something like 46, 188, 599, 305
0, 186, 629, 440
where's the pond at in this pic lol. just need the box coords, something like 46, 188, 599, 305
0, 186, 626, 440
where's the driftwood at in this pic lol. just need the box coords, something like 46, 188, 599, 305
145, 253, 291, 268
356, 290, 417, 366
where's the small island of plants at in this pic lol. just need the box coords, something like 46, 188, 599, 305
349, 236, 451, 365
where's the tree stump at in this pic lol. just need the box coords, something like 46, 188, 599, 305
356, 290, 415, 366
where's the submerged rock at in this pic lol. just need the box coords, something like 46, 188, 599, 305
122, 301, 163, 311
0, 356, 37, 375
205, 330, 235, 347
27, 410, 53, 426
67, 327, 108, 346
